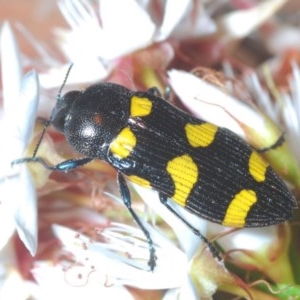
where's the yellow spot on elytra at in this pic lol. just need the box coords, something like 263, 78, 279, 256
128, 175, 151, 188
166, 154, 198, 206
130, 96, 152, 117
249, 152, 268, 182
185, 123, 218, 147
110, 127, 136, 159
222, 189, 257, 227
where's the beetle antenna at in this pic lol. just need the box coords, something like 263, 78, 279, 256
56, 63, 74, 103
32, 63, 74, 158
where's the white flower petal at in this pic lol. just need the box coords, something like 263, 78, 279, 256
281, 93, 300, 162
14, 166, 37, 256
281, 62, 300, 161
39, 60, 108, 89
216, 227, 277, 256
58, 0, 99, 31
282, 93, 299, 136
168, 69, 264, 136
217, 0, 287, 39
0, 25, 39, 255
32, 265, 134, 300
245, 73, 277, 122
156, 0, 192, 41
98, 0, 156, 59
57, 0, 105, 60
291, 61, 300, 126
0, 68, 39, 255
15, 70, 39, 146
163, 276, 198, 300
0, 177, 18, 251
0, 22, 22, 115
169, 2, 216, 39
178, 277, 199, 300
0, 131, 28, 180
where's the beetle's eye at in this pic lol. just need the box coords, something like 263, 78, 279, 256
52, 91, 81, 133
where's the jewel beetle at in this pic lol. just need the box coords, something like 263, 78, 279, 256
13, 67, 297, 270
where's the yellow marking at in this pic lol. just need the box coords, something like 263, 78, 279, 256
249, 152, 268, 182
130, 96, 153, 117
185, 123, 218, 147
222, 189, 257, 227
128, 175, 151, 188
110, 127, 136, 159
166, 154, 198, 206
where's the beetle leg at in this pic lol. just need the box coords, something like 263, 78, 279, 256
12, 157, 93, 171
117, 172, 156, 271
147, 86, 171, 100
159, 193, 222, 261
147, 87, 162, 97
256, 133, 285, 153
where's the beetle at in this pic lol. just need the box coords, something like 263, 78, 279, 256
13, 68, 297, 270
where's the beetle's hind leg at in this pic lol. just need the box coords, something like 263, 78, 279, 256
147, 86, 171, 100
256, 133, 285, 153
159, 193, 222, 261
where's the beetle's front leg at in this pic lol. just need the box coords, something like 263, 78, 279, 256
12, 156, 93, 171
117, 172, 157, 271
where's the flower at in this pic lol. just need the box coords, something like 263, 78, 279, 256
2, 1, 300, 299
